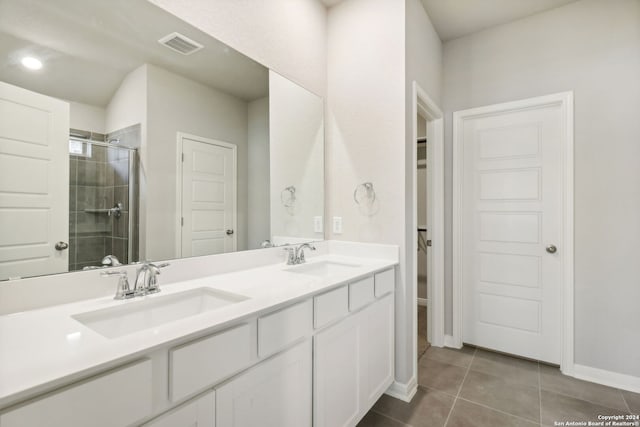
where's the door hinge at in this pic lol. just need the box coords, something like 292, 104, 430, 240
426, 240, 432, 247
181, 153, 184, 162
181, 217, 184, 226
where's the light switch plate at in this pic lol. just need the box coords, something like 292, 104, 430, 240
314, 216, 323, 233
332, 217, 343, 234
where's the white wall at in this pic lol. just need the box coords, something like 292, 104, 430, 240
327, 0, 409, 384
145, 64, 249, 260
69, 101, 106, 134
105, 65, 147, 135
442, 0, 640, 377
148, 0, 327, 97
247, 96, 270, 249
269, 71, 324, 243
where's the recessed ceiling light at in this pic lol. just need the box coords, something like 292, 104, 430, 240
21, 56, 43, 70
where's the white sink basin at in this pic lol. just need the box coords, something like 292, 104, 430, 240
72, 288, 248, 339
284, 260, 362, 277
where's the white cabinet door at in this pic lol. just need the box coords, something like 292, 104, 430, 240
313, 312, 364, 427
144, 390, 214, 427
361, 293, 395, 409
216, 339, 312, 427
314, 293, 395, 427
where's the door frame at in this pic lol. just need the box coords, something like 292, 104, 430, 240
452, 91, 574, 373
412, 81, 445, 352
175, 132, 238, 258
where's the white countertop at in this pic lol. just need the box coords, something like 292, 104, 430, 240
0, 254, 397, 409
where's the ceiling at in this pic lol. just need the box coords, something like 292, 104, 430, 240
0, 0, 268, 107
419, 0, 580, 41
321, 0, 580, 42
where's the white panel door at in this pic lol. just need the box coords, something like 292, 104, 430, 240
216, 339, 312, 427
460, 101, 563, 363
144, 390, 214, 427
0, 81, 69, 280
180, 135, 236, 257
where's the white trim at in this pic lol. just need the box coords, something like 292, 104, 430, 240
443, 334, 459, 349
412, 82, 445, 361
175, 132, 238, 258
385, 377, 417, 403
572, 364, 640, 394
452, 91, 575, 370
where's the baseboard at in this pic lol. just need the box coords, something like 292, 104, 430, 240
444, 334, 461, 349
417, 298, 428, 307
572, 364, 640, 394
385, 377, 417, 403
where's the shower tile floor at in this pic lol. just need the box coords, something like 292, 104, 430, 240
359, 346, 639, 426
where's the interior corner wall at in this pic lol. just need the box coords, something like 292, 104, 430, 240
442, 0, 640, 377
326, 0, 408, 382
247, 96, 270, 250
406, 0, 442, 310
147, 0, 327, 97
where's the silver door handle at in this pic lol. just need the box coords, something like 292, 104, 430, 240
546, 245, 557, 254
226, 229, 234, 235
55, 241, 69, 250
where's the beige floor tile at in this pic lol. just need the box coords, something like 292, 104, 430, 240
357, 411, 408, 427
422, 346, 476, 369
459, 370, 540, 422
447, 399, 539, 427
539, 364, 628, 410
372, 386, 454, 427
623, 390, 640, 413
417, 358, 468, 395
541, 390, 627, 426
471, 348, 539, 387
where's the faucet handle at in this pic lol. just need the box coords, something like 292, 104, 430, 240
283, 247, 296, 265
101, 271, 134, 300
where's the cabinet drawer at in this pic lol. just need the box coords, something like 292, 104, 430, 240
314, 285, 348, 329
144, 390, 215, 427
374, 268, 395, 297
259, 299, 312, 358
170, 322, 254, 402
0, 359, 152, 427
349, 276, 374, 311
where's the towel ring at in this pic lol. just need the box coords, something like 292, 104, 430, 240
354, 182, 376, 205
281, 185, 296, 207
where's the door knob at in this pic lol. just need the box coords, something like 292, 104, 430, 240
226, 229, 234, 235
546, 245, 557, 254
55, 241, 69, 251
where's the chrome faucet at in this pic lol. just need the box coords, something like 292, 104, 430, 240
101, 255, 121, 267
284, 243, 316, 265
134, 261, 170, 295
101, 270, 135, 300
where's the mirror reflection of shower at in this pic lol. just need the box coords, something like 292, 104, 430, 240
67, 125, 139, 271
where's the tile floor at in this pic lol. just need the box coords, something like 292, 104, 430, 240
359, 346, 640, 427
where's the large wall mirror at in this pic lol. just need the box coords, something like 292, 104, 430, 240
0, 0, 324, 281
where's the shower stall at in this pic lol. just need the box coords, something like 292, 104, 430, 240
68, 125, 139, 271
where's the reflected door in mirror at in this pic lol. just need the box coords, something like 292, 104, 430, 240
180, 135, 236, 257
0, 82, 70, 280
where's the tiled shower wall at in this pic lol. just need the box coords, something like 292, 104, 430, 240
68, 125, 139, 271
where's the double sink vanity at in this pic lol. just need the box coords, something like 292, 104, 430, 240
0, 242, 398, 427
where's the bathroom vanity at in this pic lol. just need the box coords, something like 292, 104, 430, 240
0, 243, 397, 427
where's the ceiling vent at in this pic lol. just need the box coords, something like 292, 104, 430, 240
158, 32, 203, 55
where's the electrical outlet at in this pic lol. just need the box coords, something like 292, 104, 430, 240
313, 216, 323, 233
332, 216, 343, 234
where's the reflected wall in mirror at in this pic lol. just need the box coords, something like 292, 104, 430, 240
0, 0, 324, 281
